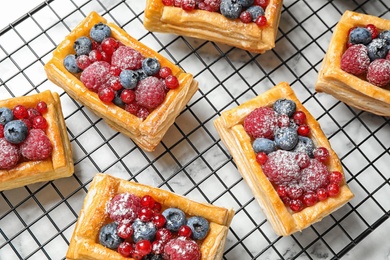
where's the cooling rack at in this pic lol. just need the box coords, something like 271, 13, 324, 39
1, 0, 390, 259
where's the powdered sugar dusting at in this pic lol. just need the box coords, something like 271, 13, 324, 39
0, 138, 20, 169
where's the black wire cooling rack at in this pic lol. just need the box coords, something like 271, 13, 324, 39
1, 0, 390, 259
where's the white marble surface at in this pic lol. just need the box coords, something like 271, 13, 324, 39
0, 0, 390, 259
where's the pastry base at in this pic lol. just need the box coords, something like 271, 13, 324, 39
44, 11, 198, 152
315, 10, 390, 116
213, 82, 354, 236
143, 0, 283, 53
0, 90, 74, 191
66, 173, 235, 260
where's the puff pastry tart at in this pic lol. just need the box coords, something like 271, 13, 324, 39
0, 90, 73, 191
44, 11, 198, 152
143, 0, 283, 53
214, 82, 354, 236
315, 10, 390, 116
66, 173, 234, 260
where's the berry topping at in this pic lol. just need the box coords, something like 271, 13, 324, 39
36, 101, 48, 114
4, 120, 28, 144
164, 75, 180, 89
297, 124, 310, 136
19, 129, 53, 160
141, 195, 156, 208
246, 5, 265, 22
366, 24, 379, 39
135, 76, 167, 110
117, 220, 134, 239
366, 58, 390, 87
274, 127, 298, 150
302, 191, 318, 207
63, 54, 82, 74
349, 27, 372, 45
142, 58, 161, 76
74, 36, 93, 56
299, 159, 330, 192
329, 171, 343, 184
186, 216, 210, 240
238, 0, 254, 7
12, 105, 28, 119
252, 137, 276, 154
0, 107, 14, 125
262, 150, 300, 185
240, 11, 253, 23
289, 199, 304, 212
135, 239, 153, 257
107, 193, 141, 222
99, 222, 124, 249
178, 225, 193, 238
220, 0, 243, 20
98, 87, 115, 103
132, 219, 157, 242
80, 61, 111, 92
90, 22, 111, 43
0, 138, 20, 169
31, 115, 48, 130
273, 99, 296, 117
120, 69, 139, 89
76, 55, 92, 70
120, 89, 136, 104
162, 208, 187, 232
292, 136, 315, 157
152, 213, 167, 228
138, 207, 154, 222
158, 66, 172, 79
255, 152, 268, 165
292, 111, 306, 125
367, 38, 388, 61
254, 0, 268, 9
340, 44, 371, 76
101, 37, 119, 55
313, 147, 329, 163
327, 183, 340, 197
163, 237, 201, 260
118, 241, 133, 257
111, 46, 143, 70
243, 107, 278, 139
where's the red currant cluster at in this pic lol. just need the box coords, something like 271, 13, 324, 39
0, 101, 52, 169
101, 193, 206, 259
243, 99, 344, 212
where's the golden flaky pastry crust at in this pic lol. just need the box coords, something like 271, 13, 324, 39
66, 173, 235, 260
44, 12, 198, 152
214, 82, 354, 236
0, 91, 74, 191
143, 0, 283, 53
315, 10, 390, 116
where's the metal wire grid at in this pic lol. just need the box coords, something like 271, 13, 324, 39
0, 0, 390, 259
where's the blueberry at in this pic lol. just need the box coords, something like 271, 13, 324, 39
99, 222, 124, 249
135, 69, 148, 81
246, 5, 265, 22
0, 107, 14, 125
367, 38, 388, 61
63, 54, 82, 73
186, 216, 210, 240
90, 22, 111, 43
273, 99, 296, 117
220, 0, 242, 20
162, 208, 187, 232
119, 70, 138, 89
132, 219, 157, 242
253, 138, 276, 154
144, 255, 163, 260
274, 127, 298, 150
142, 57, 161, 76
112, 89, 125, 107
238, 0, 254, 7
4, 120, 28, 144
379, 30, 390, 49
349, 27, 372, 45
73, 36, 92, 56
292, 136, 315, 157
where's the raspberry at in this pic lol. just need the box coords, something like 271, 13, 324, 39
107, 193, 141, 222
340, 44, 370, 75
111, 46, 143, 71
19, 129, 53, 160
299, 159, 330, 192
366, 58, 390, 87
135, 77, 167, 110
243, 107, 278, 139
203, 0, 221, 12
261, 150, 301, 185
80, 61, 112, 92
163, 237, 201, 260
0, 138, 20, 169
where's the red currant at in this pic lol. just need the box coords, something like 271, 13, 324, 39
117, 221, 134, 239
289, 199, 303, 212
138, 207, 154, 222
0, 124, 4, 138
76, 54, 92, 70
125, 102, 140, 115
165, 75, 179, 89
158, 66, 172, 79
101, 51, 112, 63
181, 0, 196, 11
32, 115, 48, 130
255, 152, 268, 165
155, 228, 172, 243
313, 147, 329, 163
329, 171, 343, 184
366, 24, 379, 39
327, 183, 340, 197
178, 225, 193, 238
286, 186, 303, 200
302, 191, 318, 207
277, 114, 290, 128
297, 124, 310, 136
140, 195, 156, 208
101, 37, 119, 55
98, 87, 115, 103
36, 101, 48, 114
118, 241, 133, 257
240, 11, 252, 23
152, 213, 166, 228
153, 202, 162, 212
276, 185, 287, 198
109, 65, 121, 76
27, 108, 41, 119
13, 105, 28, 119
317, 188, 328, 201
89, 49, 103, 62
152, 240, 165, 254
255, 15, 267, 27
295, 153, 310, 168
21, 118, 32, 130
292, 111, 306, 125
135, 240, 152, 256
137, 107, 150, 120
254, 0, 269, 9
162, 0, 174, 5
105, 77, 122, 91
92, 41, 100, 50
